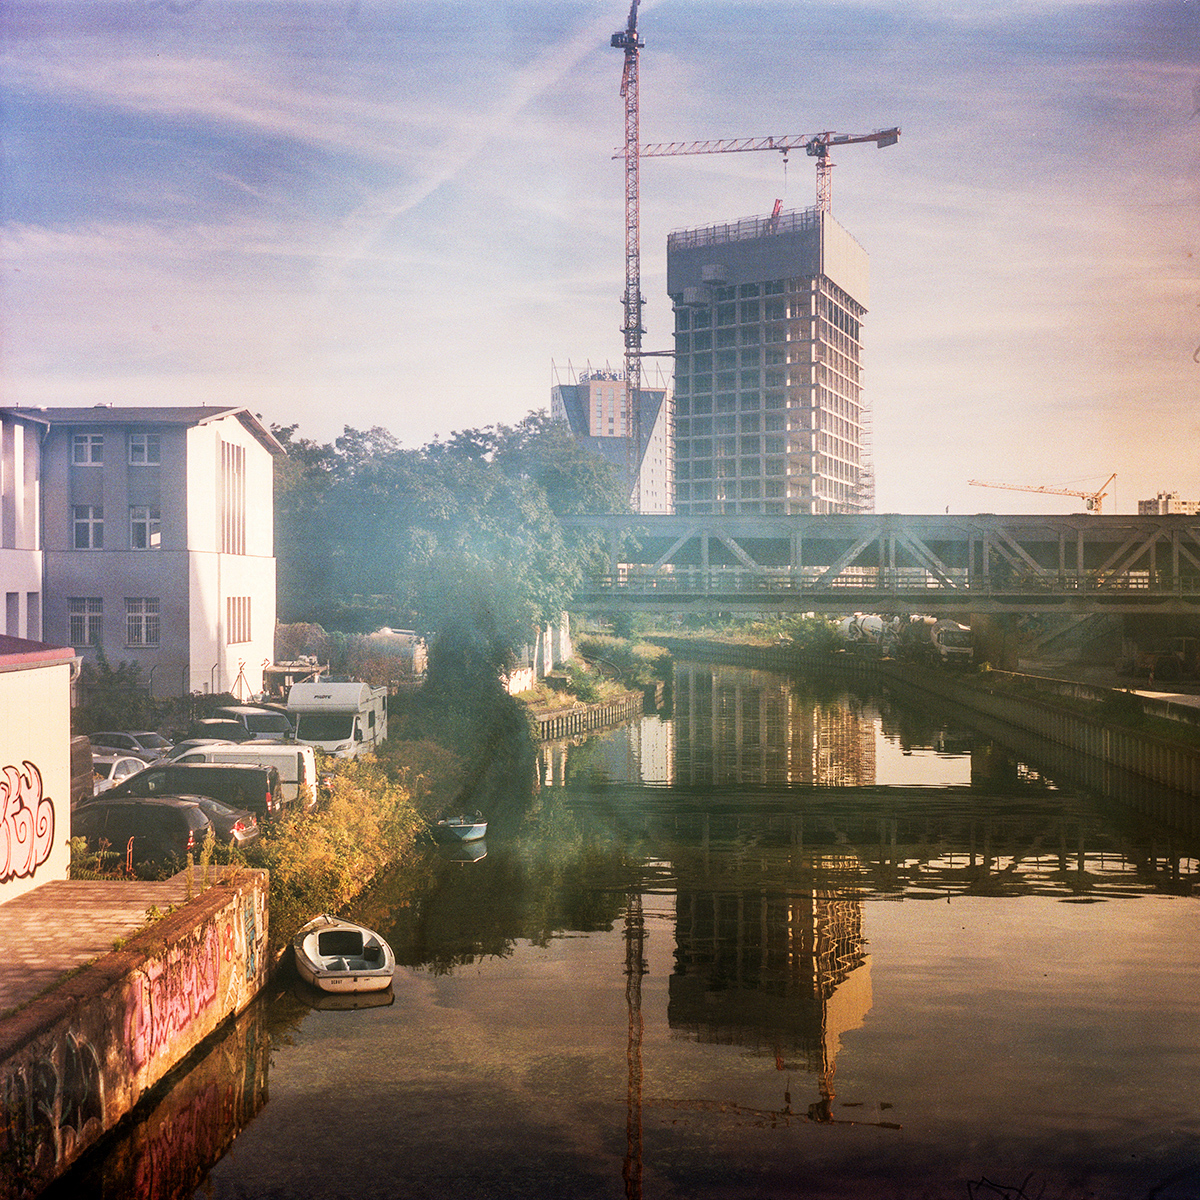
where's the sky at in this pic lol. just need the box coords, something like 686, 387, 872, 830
1, 0, 1198, 514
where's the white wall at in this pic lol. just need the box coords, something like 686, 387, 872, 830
0, 658, 73, 903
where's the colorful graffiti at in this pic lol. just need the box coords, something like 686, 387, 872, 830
126, 927, 221, 1070
0, 761, 55, 885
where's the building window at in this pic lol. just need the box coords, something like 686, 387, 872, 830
227, 595, 251, 644
221, 440, 246, 555
130, 505, 161, 550
126, 597, 160, 647
73, 505, 104, 549
69, 598, 103, 646
72, 434, 103, 464
128, 433, 161, 465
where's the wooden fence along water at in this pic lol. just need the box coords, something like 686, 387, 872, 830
532, 692, 645, 742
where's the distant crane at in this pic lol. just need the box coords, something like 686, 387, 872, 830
968, 473, 1117, 514
635, 127, 901, 214
611, 1, 645, 505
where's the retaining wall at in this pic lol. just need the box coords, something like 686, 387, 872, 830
0, 869, 269, 1200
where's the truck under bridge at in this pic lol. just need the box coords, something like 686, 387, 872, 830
563, 513, 1200, 617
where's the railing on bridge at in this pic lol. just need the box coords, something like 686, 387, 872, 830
564, 512, 1200, 614
585, 568, 1200, 596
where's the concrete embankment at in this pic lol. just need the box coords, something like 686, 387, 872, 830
652, 636, 1200, 805
0, 868, 269, 1200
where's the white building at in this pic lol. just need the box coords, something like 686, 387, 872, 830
0, 634, 77, 903
0, 406, 284, 699
1, 411, 46, 641
1138, 492, 1200, 516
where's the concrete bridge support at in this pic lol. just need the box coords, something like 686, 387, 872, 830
971, 613, 1020, 672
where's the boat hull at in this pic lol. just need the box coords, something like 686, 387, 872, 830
293, 914, 396, 994
434, 819, 487, 843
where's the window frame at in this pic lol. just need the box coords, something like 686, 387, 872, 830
125, 597, 161, 648
129, 505, 162, 550
72, 505, 104, 550
128, 433, 161, 466
72, 434, 104, 465
68, 597, 103, 647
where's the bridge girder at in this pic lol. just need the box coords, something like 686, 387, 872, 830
564, 513, 1200, 616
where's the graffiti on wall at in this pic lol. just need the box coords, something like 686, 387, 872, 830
0, 761, 55, 885
0, 1030, 104, 1187
125, 926, 221, 1070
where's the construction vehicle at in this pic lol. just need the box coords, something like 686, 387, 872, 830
968, 474, 1117, 514
898, 616, 974, 667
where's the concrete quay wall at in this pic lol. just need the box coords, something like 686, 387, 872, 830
0, 869, 269, 1200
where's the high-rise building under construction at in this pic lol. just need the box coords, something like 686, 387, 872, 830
668, 207, 874, 515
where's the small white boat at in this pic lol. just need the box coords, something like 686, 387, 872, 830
434, 812, 487, 843
293, 914, 395, 993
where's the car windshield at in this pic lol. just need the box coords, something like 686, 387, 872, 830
296, 713, 354, 741
138, 733, 173, 749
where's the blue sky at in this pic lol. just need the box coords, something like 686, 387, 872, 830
2, 0, 1197, 512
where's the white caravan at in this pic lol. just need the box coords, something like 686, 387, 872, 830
287, 681, 388, 758
171, 743, 319, 812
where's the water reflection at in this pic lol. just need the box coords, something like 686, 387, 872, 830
58, 660, 1200, 1198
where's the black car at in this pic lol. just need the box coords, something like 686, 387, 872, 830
106, 761, 285, 822
171, 793, 260, 846
73, 796, 213, 868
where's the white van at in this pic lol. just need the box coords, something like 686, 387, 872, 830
171, 743, 319, 812
287, 681, 387, 758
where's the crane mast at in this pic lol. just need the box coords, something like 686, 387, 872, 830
611, 1, 644, 506
636, 127, 900, 213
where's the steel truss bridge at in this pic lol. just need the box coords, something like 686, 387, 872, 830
564, 513, 1200, 616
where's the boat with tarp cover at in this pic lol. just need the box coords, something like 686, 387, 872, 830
293, 914, 395, 993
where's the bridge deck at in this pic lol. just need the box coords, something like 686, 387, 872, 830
565, 513, 1200, 615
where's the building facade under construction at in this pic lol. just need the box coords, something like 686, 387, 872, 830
668, 207, 874, 516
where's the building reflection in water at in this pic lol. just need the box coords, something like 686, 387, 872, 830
673, 662, 878, 787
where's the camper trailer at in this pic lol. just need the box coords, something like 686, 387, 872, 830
287, 681, 388, 758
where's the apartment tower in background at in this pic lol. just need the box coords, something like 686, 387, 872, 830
668, 207, 873, 515
551, 367, 674, 514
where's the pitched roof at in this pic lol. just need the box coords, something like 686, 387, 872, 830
0, 406, 286, 455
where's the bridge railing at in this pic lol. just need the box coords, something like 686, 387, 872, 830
580, 569, 1200, 597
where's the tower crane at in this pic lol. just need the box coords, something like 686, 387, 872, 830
611, 1, 644, 505
967, 473, 1117, 514
634, 127, 900, 214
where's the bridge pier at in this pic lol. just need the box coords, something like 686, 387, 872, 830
971, 613, 1020, 671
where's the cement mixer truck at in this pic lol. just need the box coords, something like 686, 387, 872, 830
898, 615, 973, 667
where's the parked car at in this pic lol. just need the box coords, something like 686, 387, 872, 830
73, 796, 213, 868
70, 735, 94, 809
173, 793, 260, 846
211, 704, 295, 741
92, 752, 147, 794
89, 730, 174, 762
170, 743, 319, 811
106, 761, 285, 822
164, 738, 239, 761
186, 718, 254, 743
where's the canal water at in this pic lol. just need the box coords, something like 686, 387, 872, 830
55, 662, 1200, 1199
